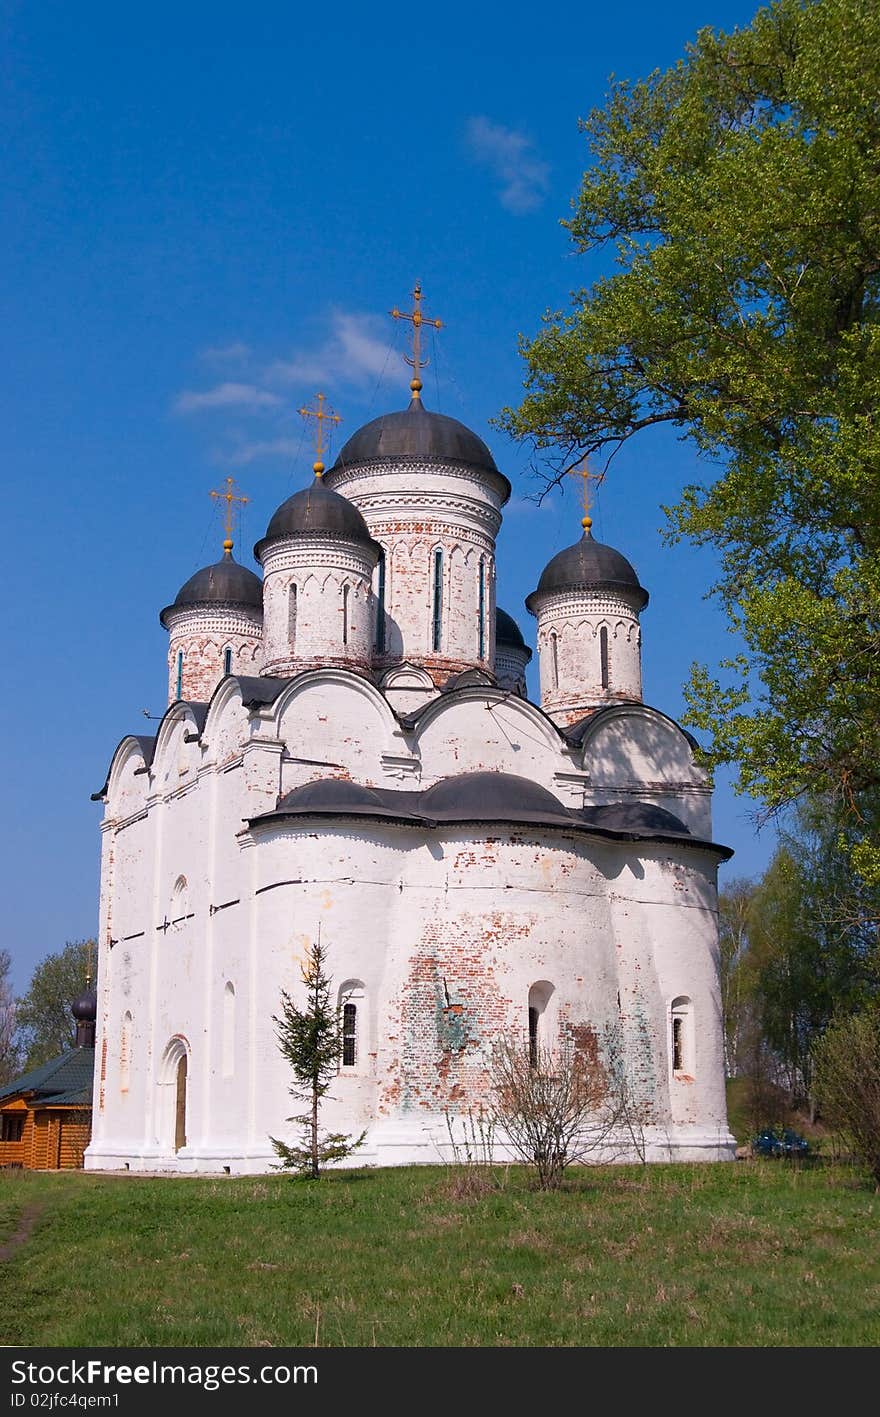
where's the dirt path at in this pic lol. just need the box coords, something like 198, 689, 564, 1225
0, 1204, 44, 1261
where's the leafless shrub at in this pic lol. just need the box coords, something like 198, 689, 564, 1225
440, 1107, 508, 1197
488, 1023, 631, 1189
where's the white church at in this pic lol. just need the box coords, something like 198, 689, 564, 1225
85, 297, 736, 1173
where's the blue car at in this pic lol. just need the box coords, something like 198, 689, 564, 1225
752, 1127, 810, 1158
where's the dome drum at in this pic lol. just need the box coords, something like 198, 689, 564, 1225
256, 479, 382, 678
528, 529, 648, 723
160, 554, 264, 705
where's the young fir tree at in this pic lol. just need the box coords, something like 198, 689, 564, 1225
270, 933, 364, 1179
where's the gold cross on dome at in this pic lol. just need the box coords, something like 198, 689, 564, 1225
209, 477, 250, 556
568, 458, 603, 532
298, 392, 342, 478
389, 281, 443, 399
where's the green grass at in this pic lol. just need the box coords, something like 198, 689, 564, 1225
1, 1161, 878, 1347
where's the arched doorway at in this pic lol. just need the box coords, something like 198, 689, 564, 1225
158, 1037, 190, 1157
174, 1053, 188, 1152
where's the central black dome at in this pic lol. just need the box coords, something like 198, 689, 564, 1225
328, 398, 506, 486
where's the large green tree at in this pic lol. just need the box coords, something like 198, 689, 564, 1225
500, 0, 880, 872
16, 939, 95, 1069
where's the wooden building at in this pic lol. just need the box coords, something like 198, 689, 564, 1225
0, 990, 95, 1170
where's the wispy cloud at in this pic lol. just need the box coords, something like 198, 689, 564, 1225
174, 382, 282, 414
464, 117, 550, 213
200, 342, 251, 365
226, 437, 301, 466
503, 494, 541, 517
174, 311, 396, 469
268, 312, 391, 390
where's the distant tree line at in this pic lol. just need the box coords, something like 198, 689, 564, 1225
718, 798, 879, 1136
0, 939, 95, 1085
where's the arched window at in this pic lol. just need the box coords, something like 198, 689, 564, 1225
223, 646, 233, 676
478, 557, 486, 660
671, 996, 694, 1077
600, 625, 609, 690
432, 547, 444, 652
120, 1011, 132, 1093
527, 981, 555, 1068
549, 631, 559, 690
375, 552, 386, 653
288, 582, 297, 651
175, 650, 184, 701
222, 982, 235, 1078
342, 1004, 357, 1067
342, 584, 350, 647
338, 980, 365, 1071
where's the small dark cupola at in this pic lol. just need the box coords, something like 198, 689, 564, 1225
256, 394, 382, 678
494, 607, 532, 696
72, 987, 97, 1049
159, 479, 264, 705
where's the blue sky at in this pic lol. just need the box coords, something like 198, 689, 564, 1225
2, 0, 773, 994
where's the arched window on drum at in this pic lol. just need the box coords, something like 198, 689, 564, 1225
670, 996, 694, 1078
527, 981, 555, 1068
338, 980, 365, 1072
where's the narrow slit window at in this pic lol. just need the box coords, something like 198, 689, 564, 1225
671, 996, 693, 1076
289, 583, 297, 650
223, 646, 233, 675
478, 558, 486, 659
549, 632, 559, 690
600, 625, 609, 689
342, 1003, 357, 1067
342, 584, 349, 646
375, 552, 386, 653
432, 548, 443, 652
175, 650, 184, 701
528, 1006, 539, 1069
